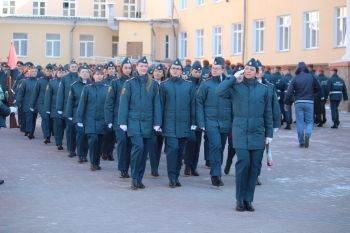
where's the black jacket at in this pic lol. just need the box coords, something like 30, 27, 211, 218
285, 62, 320, 105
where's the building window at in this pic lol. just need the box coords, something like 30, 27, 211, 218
231, 23, 243, 55
63, 0, 75, 16
80, 35, 94, 58
13, 33, 28, 57
196, 0, 204, 6
33, 1, 45, 16
335, 7, 347, 47
165, 34, 170, 59
2, 0, 15, 14
212, 26, 222, 56
304, 11, 319, 49
179, 0, 187, 10
277, 15, 291, 51
179, 32, 187, 59
213, 0, 222, 3
195, 29, 204, 58
112, 36, 119, 57
46, 34, 60, 58
253, 20, 264, 53
123, 0, 137, 18
94, 0, 106, 17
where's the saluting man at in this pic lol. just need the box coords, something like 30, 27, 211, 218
217, 58, 273, 212
118, 57, 161, 190
105, 57, 133, 178
160, 58, 196, 188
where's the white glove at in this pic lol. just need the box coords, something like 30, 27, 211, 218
153, 126, 162, 132
273, 128, 279, 133
10, 107, 17, 113
68, 117, 73, 121
57, 111, 63, 115
190, 125, 197, 130
30, 108, 34, 112
234, 69, 244, 78
77, 123, 83, 127
108, 123, 113, 129
200, 127, 205, 131
120, 125, 127, 132
265, 137, 273, 144
46, 111, 50, 114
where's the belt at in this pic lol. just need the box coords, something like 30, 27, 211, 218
329, 91, 342, 94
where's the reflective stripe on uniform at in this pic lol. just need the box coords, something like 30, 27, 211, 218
329, 91, 342, 94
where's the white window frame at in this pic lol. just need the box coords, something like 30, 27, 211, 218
2, 0, 15, 15
212, 0, 222, 3
276, 15, 291, 52
212, 26, 222, 56
62, 0, 76, 17
196, 0, 204, 6
13, 33, 28, 57
195, 29, 204, 58
80, 35, 94, 59
179, 32, 187, 59
179, 0, 187, 10
334, 6, 347, 48
303, 11, 319, 49
112, 36, 119, 57
123, 0, 138, 18
94, 0, 106, 18
231, 23, 243, 55
165, 34, 170, 59
253, 19, 265, 53
33, 0, 46, 16
46, 34, 61, 58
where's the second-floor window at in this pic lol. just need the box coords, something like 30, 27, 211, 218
33, 1, 46, 16
2, 0, 15, 15
63, 0, 75, 16
94, 0, 106, 17
123, 0, 137, 18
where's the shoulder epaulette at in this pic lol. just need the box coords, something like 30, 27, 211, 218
126, 77, 135, 82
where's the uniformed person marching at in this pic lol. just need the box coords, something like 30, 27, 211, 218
196, 57, 232, 187
184, 61, 203, 177
160, 58, 196, 188
118, 56, 161, 190
101, 61, 117, 161
281, 66, 294, 130
327, 68, 348, 128
149, 63, 166, 177
56, 59, 79, 157
217, 58, 273, 212
105, 57, 133, 178
315, 67, 329, 127
66, 64, 91, 163
45, 66, 65, 150
76, 65, 109, 171
30, 64, 52, 144
16, 63, 38, 139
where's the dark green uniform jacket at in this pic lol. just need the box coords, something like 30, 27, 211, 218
216, 76, 273, 150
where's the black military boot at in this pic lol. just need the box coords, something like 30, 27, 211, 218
101, 153, 108, 160
224, 161, 232, 175
284, 124, 291, 130
184, 166, 191, 176
137, 181, 145, 189
235, 201, 245, 212
211, 176, 221, 187
130, 179, 138, 190
57, 145, 63, 150
151, 171, 159, 177
107, 154, 114, 161
78, 157, 84, 163
0, 180, 4, 185
191, 169, 199, 176
28, 134, 35, 139
244, 201, 255, 212
169, 180, 176, 188
44, 137, 51, 144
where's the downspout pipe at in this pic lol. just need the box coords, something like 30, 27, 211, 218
70, 19, 77, 61
242, 0, 247, 64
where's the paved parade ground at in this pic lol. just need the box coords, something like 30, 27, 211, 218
1, 109, 350, 233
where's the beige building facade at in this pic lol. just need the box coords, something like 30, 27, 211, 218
0, 0, 348, 67
0, 0, 178, 65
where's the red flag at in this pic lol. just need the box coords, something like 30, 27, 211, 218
7, 41, 18, 69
